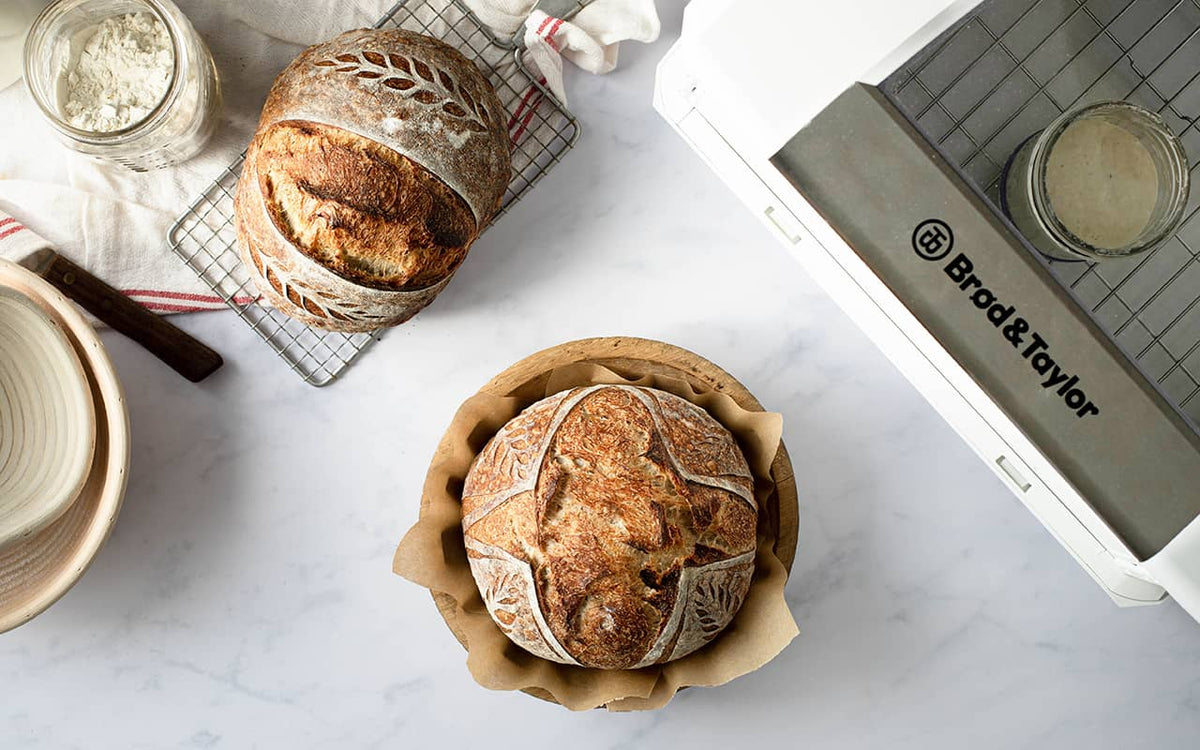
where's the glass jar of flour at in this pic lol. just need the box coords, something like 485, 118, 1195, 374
23, 0, 220, 171
1002, 101, 1190, 262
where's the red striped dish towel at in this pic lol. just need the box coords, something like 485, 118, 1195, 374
395, 1, 659, 169
0, 205, 253, 315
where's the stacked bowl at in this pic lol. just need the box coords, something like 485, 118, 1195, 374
0, 258, 129, 633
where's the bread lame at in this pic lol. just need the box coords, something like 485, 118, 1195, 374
19, 248, 223, 383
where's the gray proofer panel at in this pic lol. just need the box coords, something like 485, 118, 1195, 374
879, 0, 1200, 435
772, 84, 1200, 560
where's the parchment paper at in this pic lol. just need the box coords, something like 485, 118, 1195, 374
393, 362, 799, 711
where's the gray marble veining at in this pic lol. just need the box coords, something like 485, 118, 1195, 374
1, 2, 1199, 747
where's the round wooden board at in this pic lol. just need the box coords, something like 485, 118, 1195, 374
425, 337, 799, 698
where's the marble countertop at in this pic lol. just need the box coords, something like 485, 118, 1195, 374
4, 3, 1200, 748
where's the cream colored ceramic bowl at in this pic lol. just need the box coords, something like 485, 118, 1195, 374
0, 284, 96, 548
0, 259, 129, 634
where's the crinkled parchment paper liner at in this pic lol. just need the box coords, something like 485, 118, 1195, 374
394, 337, 799, 711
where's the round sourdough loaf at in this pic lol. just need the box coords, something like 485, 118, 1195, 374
462, 385, 758, 670
234, 29, 510, 332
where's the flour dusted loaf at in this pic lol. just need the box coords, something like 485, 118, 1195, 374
462, 385, 758, 670
234, 29, 511, 332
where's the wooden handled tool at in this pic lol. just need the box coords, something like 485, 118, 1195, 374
19, 249, 224, 383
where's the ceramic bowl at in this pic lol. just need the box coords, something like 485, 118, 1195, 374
0, 259, 129, 634
0, 283, 96, 549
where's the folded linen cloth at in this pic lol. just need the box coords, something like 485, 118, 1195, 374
466, 0, 660, 105
0, 209, 44, 262
0, 204, 256, 316
0, 0, 658, 316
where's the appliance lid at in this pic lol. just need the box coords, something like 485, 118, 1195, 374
677, 0, 971, 163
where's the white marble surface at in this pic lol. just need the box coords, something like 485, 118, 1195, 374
4, 2, 1200, 747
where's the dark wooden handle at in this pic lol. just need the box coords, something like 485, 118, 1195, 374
39, 253, 224, 383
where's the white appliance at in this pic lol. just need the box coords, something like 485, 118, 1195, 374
655, 0, 1200, 621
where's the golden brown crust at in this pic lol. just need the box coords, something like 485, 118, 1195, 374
462, 386, 757, 670
257, 29, 510, 226
233, 28, 511, 329
647, 389, 757, 487
257, 121, 476, 291
536, 389, 690, 668
234, 139, 451, 332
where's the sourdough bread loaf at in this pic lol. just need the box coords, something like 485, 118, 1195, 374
462, 385, 758, 670
234, 29, 511, 332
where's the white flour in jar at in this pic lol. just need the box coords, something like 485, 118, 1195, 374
62, 13, 173, 133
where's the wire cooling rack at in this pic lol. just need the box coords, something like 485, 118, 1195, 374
883, 0, 1200, 428
168, 0, 583, 386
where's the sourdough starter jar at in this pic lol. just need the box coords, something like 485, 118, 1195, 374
23, 0, 220, 171
1003, 101, 1190, 261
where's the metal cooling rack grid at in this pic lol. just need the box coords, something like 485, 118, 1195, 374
168, 0, 584, 386
883, 0, 1200, 427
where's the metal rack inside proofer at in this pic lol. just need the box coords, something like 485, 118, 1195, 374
168, 0, 585, 386
881, 0, 1200, 433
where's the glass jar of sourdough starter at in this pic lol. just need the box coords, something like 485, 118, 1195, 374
23, 0, 220, 171
1002, 101, 1190, 261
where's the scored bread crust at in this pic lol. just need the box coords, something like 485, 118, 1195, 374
235, 140, 453, 332
234, 28, 511, 332
255, 122, 476, 291
462, 386, 758, 670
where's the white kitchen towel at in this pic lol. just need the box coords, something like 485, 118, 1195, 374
465, 0, 660, 105
0, 0, 658, 315
0, 209, 47, 262
0, 205, 256, 317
